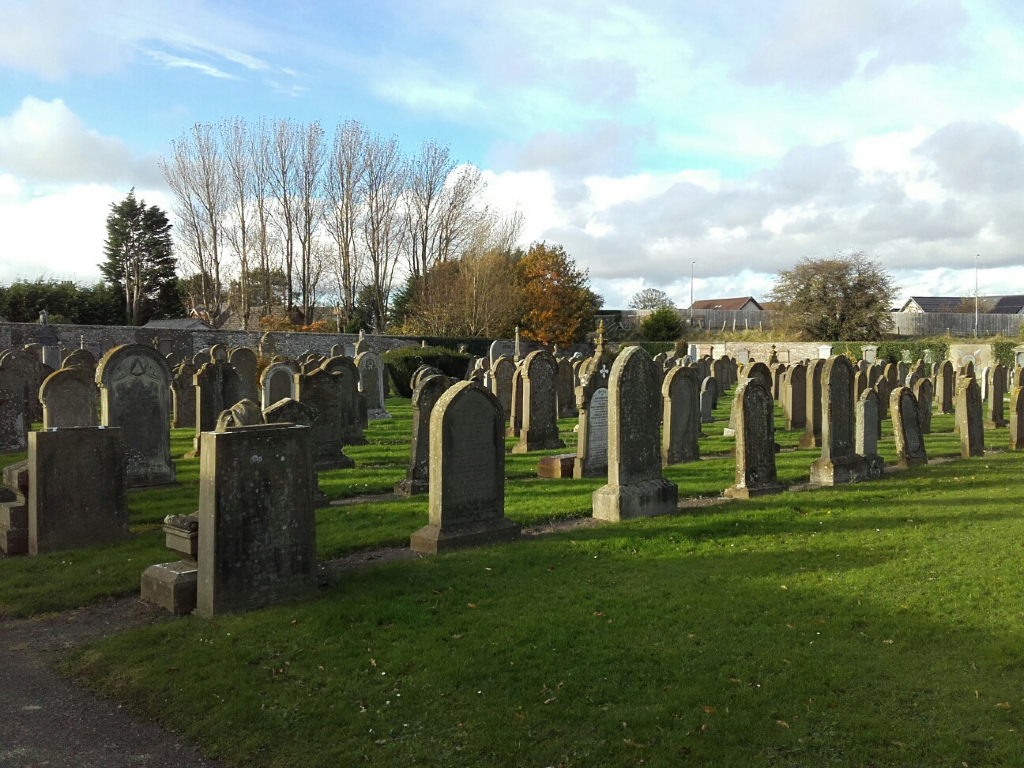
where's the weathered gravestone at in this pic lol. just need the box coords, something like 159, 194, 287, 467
412, 364, 444, 394
799, 358, 824, 449
189, 360, 243, 458
883, 363, 899, 389
196, 423, 318, 617
354, 330, 368, 356
913, 377, 933, 435
140, 512, 199, 615
854, 369, 868, 401
512, 351, 565, 453
557, 358, 577, 418
28, 426, 129, 555
0, 361, 28, 454
489, 356, 515, 421
984, 362, 1009, 429
0, 461, 29, 554
725, 377, 785, 499
263, 397, 316, 428
171, 361, 197, 429
955, 376, 985, 458
661, 366, 700, 466
395, 374, 452, 497
410, 382, 520, 553
700, 376, 717, 424
96, 344, 176, 488
228, 347, 259, 403
855, 389, 884, 478
890, 387, 928, 469
39, 367, 98, 430
810, 356, 866, 485
63, 348, 96, 372
725, 362, 771, 436
770, 363, 787, 401
1, 348, 46, 424
261, 361, 298, 409
573, 345, 614, 479
874, 378, 891, 421
356, 351, 391, 420
318, 355, 367, 444
489, 339, 515, 367
784, 363, 807, 431
216, 399, 264, 430
1009, 386, 1024, 450
295, 368, 357, 470
592, 347, 678, 521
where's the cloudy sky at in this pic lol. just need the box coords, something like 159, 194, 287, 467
2, 0, 1024, 308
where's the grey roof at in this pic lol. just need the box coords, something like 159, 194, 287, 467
987, 295, 1024, 314
143, 317, 214, 330
904, 297, 964, 313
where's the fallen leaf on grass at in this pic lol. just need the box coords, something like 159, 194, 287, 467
702, 706, 717, 713
996, 702, 1011, 709
777, 720, 789, 729
514, 713, 526, 719
467, 603, 477, 608
780, 585, 788, 590
786, 624, 795, 629
593, 611, 605, 617
544, 697, 557, 704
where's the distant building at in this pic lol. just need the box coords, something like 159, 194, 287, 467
899, 295, 1024, 314
689, 297, 763, 311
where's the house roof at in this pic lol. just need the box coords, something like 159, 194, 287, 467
690, 297, 763, 311
902, 297, 964, 313
143, 317, 214, 330
987, 295, 1024, 314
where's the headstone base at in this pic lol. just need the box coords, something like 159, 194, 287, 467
798, 433, 822, 449
983, 418, 1009, 430
538, 454, 576, 478
410, 517, 521, 554
724, 481, 785, 499
0, 502, 28, 555
314, 454, 356, 471
860, 454, 885, 479
896, 455, 928, 470
592, 478, 679, 522
701, 415, 716, 424
809, 455, 867, 486
141, 561, 198, 615
394, 478, 429, 497
368, 409, 392, 421
511, 437, 566, 454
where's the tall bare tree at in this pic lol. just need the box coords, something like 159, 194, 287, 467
294, 121, 326, 322
362, 132, 407, 331
324, 119, 368, 326
250, 118, 279, 319
269, 118, 299, 314
221, 117, 254, 328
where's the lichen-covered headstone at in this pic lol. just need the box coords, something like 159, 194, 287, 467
573, 344, 614, 479
318, 355, 366, 445
260, 362, 298, 409
799, 358, 824, 448
489, 356, 515, 421
955, 376, 985, 458
855, 389, 884, 478
725, 377, 785, 499
190, 360, 243, 458
662, 366, 700, 466
63, 349, 96, 372
913, 377, 933, 435
512, 350, 565, 453
96, 344, 176, 488
557, 358, 577, 417
196, 423, 318, 616
295, 368, 356, 470
592, 347, 678, 520
395, 374, 451, 497
810, 356, 865, 485
39, 367, 98, 430
355, 351, 391, 420
28, 426, 129, 555
410, 382, 520, 553
890, 386, 927, 469
769, 363, 787, 401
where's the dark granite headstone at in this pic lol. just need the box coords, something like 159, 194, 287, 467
661, 365, 700, 466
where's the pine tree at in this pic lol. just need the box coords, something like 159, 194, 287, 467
100, 189, 179, 325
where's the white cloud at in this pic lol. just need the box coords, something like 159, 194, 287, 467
145, 50, 240, 80
0, 97, 162, 187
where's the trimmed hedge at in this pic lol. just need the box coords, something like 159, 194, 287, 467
992, 340, 1016, 369
382, 346, 473, 397
876, 340, 950, 365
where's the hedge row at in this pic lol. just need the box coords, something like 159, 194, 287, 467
382, 346, 473, 397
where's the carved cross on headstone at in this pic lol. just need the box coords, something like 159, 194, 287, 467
599, 364, 609, 378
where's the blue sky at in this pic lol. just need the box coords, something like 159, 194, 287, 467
2, 0, 1024, 308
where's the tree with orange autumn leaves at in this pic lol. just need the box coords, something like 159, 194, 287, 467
515, 242, 601, 346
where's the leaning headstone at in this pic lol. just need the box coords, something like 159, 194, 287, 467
913, 377, 933, 435
661, 366, 700, 466
96, 344, 176, 488
195, 423, 318, 617
592, 347, 678, 520
573, 344, 614, 479
410, 382, 520, 553
215, 399, 264, 430
810, 356, 865, 485
228, 347, 259, 403
395, 374, 452, 497
855, 389, 884, 478
512, 351, 565, 453
784, 363, 807, 431
356, 351, 391, 420
891, 387, 927, 469
489, 356, 515, 421
984, 362, 1009, 429
28, 427, 129, 555
1009, 387, 1024, 450
955, 377, 985, 458
261, 362, 298, 409
39, 367, 99, 430
295, 368, 356, 470
725, 377, 785, 499
263, 397, 316, 428
799, 358, 824, 448
556, 358, 577, 417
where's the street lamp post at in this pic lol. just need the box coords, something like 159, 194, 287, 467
975, 254, 979, 339
690, 261, 695, 321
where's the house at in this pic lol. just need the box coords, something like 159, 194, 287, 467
689, 297, 763, 311
987, 295, 1024, 314
900, 295, 1024, 314
899, 297, 965, 313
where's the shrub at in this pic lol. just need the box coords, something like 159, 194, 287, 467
382, 346, 473, 397
640, 308, 682, 342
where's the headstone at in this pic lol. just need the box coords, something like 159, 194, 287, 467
855, 389, 884, 478
210, 344, 229, 362
810, 356, 865, 485
190, 360, 243, 457
556, 358, 577, 417
769, 363, 787, 401
0, 360, 28, 454
891, 387, 927, 469
661, 366, 700, 466
913, 377, 933, 435
0, 348, 46, 424
410, 382, 520, 553
507, 365, 525, 438
799, 358, 824, 449
170, 361, 197, 429
355, 351, 391, 420
725, 377, 785, 499
295, 368, 357, 470
955, 376, 985, 458
261, 362, 298, 409
897, 361, 909, 386
228, 347, 259, 403
63, 349, 97, 372
1009, 386, 1024, 450
489, 339, 515, 367
263, 397, 316, 428
573, 344, 614, 479
854, 368, 868, 401
883, 363, 899, 388
195, 423, 318, 617
396, 374, 453, 497
979, 366, 991, 402
259, 333, 277, 357
354, 329, 368, 356
512, 350, 565, 453
592, 347, 678, 521
784, 363, 806, 431
874, 378, 891, 421
984, 362, 1009, 429
96, 344, 176, 488
489, 356, 515, 421
700, 377, 717, 424
861, 344, 879, 364
39, 367, 98, 430
28, 427, 129, 555
215, 399, 264, 430
315, 355, 366, 445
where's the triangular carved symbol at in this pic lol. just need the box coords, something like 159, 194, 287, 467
130, 359, 147, 377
